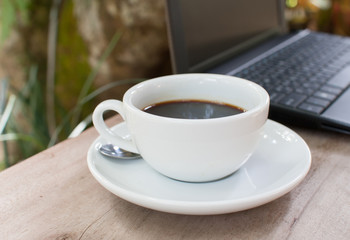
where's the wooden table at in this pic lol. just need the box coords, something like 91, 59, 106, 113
1, 116, 349, 239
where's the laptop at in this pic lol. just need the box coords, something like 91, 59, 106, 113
165, 0, 350, 134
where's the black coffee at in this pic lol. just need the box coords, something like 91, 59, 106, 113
143, 100, 245, 119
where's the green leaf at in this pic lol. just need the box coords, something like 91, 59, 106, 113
0, 0, 16, 44
0, 0, 30, 44
0, 133, 45, 150
0, 95, 16, 134
71, 31, 122, 127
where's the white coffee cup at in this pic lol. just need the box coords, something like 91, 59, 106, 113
93, 73, 269, 182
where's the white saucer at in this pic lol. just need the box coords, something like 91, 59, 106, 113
87, 120, 311, 215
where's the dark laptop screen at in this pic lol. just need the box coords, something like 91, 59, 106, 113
166, 0, 285, 73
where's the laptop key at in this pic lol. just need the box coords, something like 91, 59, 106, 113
278, 93, 307, 107
320, 85, 343, 95
295, 87, 315, 96
269, 92, 285, 103
298, 103, 324, 114
313, 91, 337, 101
306, 96, 330, 107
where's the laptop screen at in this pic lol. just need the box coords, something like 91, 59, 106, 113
166, 0, 286, 73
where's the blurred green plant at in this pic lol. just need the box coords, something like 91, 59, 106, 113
0, 0, 30, 45
0, 32, 144, 169
0, 0, 145, 170
0, 67, 50, 168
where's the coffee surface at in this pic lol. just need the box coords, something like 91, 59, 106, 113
143, 100, 245, 119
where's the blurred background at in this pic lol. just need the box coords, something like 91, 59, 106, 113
0, 0, 349, 170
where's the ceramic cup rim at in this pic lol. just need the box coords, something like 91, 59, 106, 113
122, 73, 270, 123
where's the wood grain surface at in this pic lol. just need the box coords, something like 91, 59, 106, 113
0, 116, 349, 240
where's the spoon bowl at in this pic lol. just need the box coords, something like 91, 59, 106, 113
98, 143, 141, 159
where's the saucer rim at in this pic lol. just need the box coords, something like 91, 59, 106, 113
87, 119, 311, 215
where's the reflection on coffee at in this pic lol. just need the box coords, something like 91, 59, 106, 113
143, 100, 245, 119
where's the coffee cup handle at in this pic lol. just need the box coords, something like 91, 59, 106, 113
92, 100, 139, 154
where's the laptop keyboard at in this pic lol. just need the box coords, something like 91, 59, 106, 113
234, 32, 350, 114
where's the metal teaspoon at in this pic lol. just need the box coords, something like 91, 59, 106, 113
98, 143, 141, 159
